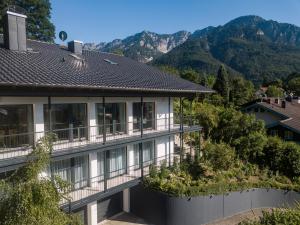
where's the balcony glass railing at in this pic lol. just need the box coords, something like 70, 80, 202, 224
0, 115, 201, 160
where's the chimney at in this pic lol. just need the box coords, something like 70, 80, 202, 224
3, 7, 27, 51
282, 100, 286, 108
68, 40, 83, 54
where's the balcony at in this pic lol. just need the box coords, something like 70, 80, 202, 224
0, 115, 201, 161
60, 154, 178, 207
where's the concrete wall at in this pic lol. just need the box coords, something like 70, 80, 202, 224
130, 185, 300, 225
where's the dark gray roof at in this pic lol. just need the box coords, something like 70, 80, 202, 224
245, 100, 300, 133
0, 38, 214, 95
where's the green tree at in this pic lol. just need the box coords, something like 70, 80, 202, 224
180, 69, 199, 84
206, 75, 216, 88
0, 135, 82, 225
233, 132, 267, 163
213, 65, 230, 103
266, 85, 284, 97
230, 77, 255, 106
204, 142, 235, 171
287, 77, 300, 95
0, 0, 55, 42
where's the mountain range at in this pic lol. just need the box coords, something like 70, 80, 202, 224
84, 16, 300, 84
83, 31, 190, 63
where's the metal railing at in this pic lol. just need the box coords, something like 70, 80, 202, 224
60, 154, 178, 206
0, 115, 201, 160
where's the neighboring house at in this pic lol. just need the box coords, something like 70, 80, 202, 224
0, 9, 213, 224
243, 98, 300, 142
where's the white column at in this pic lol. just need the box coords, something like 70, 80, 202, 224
127, 101, 133, 135
89, 152, 98, 187
170, 135, 174, 165
170, 97, 174, 129
123, 188, 130, 213
33, 103, 45, 143
88, 102, 97, 141
87, 201, 98, 225
127, 144, 135, 175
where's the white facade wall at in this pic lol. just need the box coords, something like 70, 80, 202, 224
0, 96, 176, 223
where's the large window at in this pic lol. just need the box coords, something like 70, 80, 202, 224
107, 147, 126, 178
44, 103, 87, 141
96, 103, 126, 135
133, 102, 155, 131
0, 104, 33, 148
133, 140, 155, 167
50, 155, 88, 190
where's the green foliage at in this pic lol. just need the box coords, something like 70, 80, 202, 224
0, 0, 55, 42
285, 142, 300, 177
212, 107, 265, 145
287, 77, 300, 95
266, 85, 284, 97
263, 136, 286, 172
144, 155, 300, 197
193, 102, 220, 138
233, 132, 267, 163
0, 135, 81, 225
153, 16, 300, 85
204, 142, 235, 170
240, 206, 300, 225
180, 69, 200, 84
213, 65, 230, 103
230, 76, 255, 106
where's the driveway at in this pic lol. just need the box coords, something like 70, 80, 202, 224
100, 213, 151, 225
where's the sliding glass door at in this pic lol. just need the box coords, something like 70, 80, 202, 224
50, 155, 88, 190
133, 102, 155, 131
107, 147, 126, 178
44, 103, 87, 141
96, 103, 126, 135
133, 140, 155, 167
0, 104, 33, 148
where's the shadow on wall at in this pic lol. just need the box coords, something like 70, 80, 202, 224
130, 185, 300, 225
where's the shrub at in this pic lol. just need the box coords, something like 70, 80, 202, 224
262, 136, 285, 172
240, 207, 300, 225
233, 132, 267, 163
204, 142, 235, 171
285, 142, 300, 176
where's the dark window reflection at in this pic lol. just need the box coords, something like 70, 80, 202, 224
0, 105, 33, 148
96, 103, 126, 135
133, 102, 155, 131
44, 104, 87, 141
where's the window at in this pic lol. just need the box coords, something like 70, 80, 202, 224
50, 155, 88, 190
0, 104, 33, 148
97, 152, 105, 179
270, 129, 278, 136
133, 144, 140, 169
284, 130, 294, 140
133, 140, 155, 167
96, 103, 126, 135
107, 147, 126, 178
44, 103, 87, 141
133, 102, 155, 131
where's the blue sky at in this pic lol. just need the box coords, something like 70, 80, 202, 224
51, 0, 300, 44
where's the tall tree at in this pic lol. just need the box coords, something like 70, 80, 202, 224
0, 0, 55, 42
0, 135, 82, 225
213, 65, 230, 103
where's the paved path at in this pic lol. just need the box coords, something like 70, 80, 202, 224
101, 208, 271, 225
206, 208, 271, 225
100, 213, 151, 225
